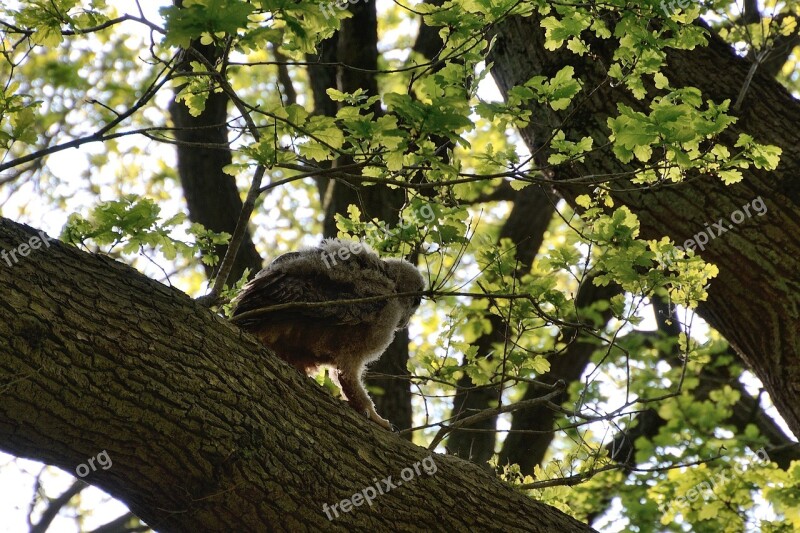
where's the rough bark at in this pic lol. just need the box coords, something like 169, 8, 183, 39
2, 218, 598, 531
490, 16, 800, 438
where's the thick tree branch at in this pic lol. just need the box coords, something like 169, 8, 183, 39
447, 186, 557, 465
499, 277, 623, 473
0, 218, 594, 532
490, 15, 800, 438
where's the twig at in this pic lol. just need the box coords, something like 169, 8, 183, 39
733, 45, 771, 112
228, 290, 429, 323
517, 452, 726, 490
0, 57, 177, 172
186, 47, 268, 306
427, 386, 566, 450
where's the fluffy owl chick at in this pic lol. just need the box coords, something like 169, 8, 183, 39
230, 238, 425, 430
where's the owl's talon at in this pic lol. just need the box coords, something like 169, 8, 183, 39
367, 410, 393, 430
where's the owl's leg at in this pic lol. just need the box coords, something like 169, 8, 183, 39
295, 362, 317, 375
273, 351, 317, 375
335, 364, 392, 430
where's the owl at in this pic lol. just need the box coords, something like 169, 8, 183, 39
230, 238, 425, 430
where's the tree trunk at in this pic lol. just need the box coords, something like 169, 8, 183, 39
489, 16, 800, 438
0, 218, 593, 532
169, 41, 263, 284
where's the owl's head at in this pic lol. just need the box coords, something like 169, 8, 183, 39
384, 258, 425, 329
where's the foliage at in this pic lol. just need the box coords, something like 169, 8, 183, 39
62, 195, 230, 265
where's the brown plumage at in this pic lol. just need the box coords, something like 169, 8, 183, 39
230, 238, 425, 429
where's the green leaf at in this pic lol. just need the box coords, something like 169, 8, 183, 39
718, 169, 743, 185
161, 0, 255, 47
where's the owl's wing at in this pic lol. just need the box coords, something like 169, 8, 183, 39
230, 253, 387, 330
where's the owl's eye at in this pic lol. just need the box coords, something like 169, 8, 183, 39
413, 296, 422, 307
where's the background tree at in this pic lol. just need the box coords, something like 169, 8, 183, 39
1, 0, 799, 531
